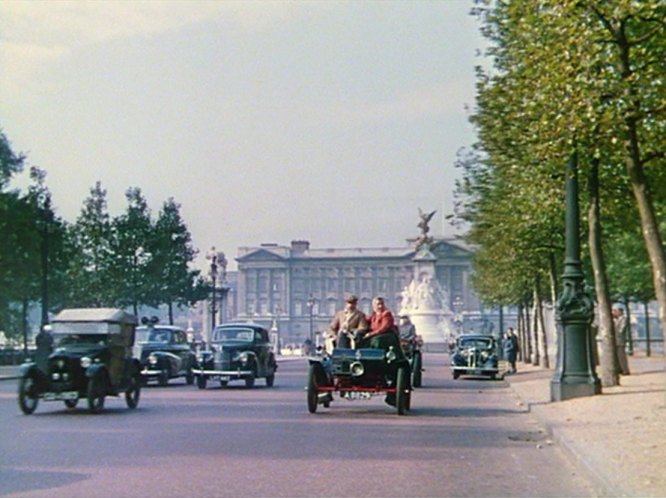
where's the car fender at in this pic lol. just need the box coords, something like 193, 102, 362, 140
19, 362, 40, 377
151, 351, 181, 371
85, 363, 108, 381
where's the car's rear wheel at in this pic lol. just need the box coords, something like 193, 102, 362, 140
307, 364, 318, 414
412, 351, 423, 388
18, 375, 39, 415
125, 374, 141, 409
158, 369, 169, 387
396, 367, 409, 415
64, 398, 79, 409
265, 373, 275, 387
197, 375, 207, 390
87, 376, 106, 414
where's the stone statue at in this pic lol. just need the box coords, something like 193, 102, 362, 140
416, 208, 436, 249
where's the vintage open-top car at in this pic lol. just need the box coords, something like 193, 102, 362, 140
18, 308, 142, 414
450, 333, 500, 380
135, 321, 196, 386
192, 323, 277, 389
307, 334, 412, 415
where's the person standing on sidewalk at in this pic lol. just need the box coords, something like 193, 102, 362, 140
503, 328, 519, 374
612, 307, 631, 375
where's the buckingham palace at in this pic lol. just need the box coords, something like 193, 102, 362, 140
226, 238, 479, 345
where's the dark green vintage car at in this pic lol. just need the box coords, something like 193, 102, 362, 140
135, 322, 196, 386
192, 323, 277, 389
18, 308, 142, 414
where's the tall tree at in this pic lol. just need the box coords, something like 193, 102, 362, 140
150, 198, 207, 324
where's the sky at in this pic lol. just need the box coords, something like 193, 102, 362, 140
0, 1, 485, 270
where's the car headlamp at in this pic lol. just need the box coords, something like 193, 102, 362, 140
148, 354, 158, 365
80, 356, 92, 368
196, 354, 204, 363
233, 352, 249, 363
481, 351, 489, 361
350, 361, 365, 377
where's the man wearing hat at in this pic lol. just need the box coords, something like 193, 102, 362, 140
327, 294, 369, 349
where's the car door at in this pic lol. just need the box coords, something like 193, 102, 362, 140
173, 330, 192, 374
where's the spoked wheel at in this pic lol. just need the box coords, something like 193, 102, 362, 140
197, 375, 207, 390
18, 375, 39, 415
158, 369, 169, 387
307, 364, 318, 414
125, 374, 141, 409
64, 398, 79, 409
396, 367, 409, 415
412, 351, 423, 388
87, 376, 106, 414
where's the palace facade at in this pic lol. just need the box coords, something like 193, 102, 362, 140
232, 239, 478, 345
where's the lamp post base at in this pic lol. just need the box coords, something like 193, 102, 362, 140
550, 378, 601, 402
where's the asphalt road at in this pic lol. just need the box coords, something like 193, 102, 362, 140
0, 354, 598, 498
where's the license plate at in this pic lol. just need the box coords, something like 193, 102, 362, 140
210, 375, 231, 381
44, 391, 78, 401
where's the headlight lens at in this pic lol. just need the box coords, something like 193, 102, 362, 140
196, 355, 204, 363
148, 354, 158, 365
80, 356, 92, 368
350, 361, 365, 376
233, 352, 249, 363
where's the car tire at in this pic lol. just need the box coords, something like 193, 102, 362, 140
412, 351, 423, 388
185, 370, 194, 385
245, 365, 256, 388
125, 374, 141, 409
265, 373, 275, 387
64, 398, 79, 409
396, 367, 409, 416
197, 375, 207, 390
87, 376, 106, 414
18, 375, 39, 415
219, 380, 228, 387
452, 370, 460, 380
158, 369, 169, 387
307, 364, 318, 414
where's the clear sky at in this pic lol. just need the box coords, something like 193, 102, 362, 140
1, 1, 484, 270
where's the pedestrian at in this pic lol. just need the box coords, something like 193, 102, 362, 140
327, 294, 369, 349
503, 328, 519, 374
34, 324, 54, 372
612, 307, 630, 375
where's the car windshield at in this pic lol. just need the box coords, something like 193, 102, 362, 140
212, 328, 254, 343
54, 333, 108, 347
136, 328, 171, 344
459, 337, 493, 349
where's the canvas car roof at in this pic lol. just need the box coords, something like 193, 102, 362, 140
52, 308, 137, 325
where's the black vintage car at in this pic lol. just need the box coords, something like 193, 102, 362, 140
135, 323, 196, 386
192, 323, 277, 389
450, 334, 500, 380
18, 308, 142, 414
307, 333, 412, 415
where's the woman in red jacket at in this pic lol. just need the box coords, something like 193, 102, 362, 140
366, 296, 396, 339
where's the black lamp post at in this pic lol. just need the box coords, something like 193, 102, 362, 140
206, 247, 218, 331
551, 152, 601, 401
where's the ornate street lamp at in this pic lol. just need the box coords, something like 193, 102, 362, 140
306, 295, 316, 344
551, 152, 601, 401
206, 247, 218, 331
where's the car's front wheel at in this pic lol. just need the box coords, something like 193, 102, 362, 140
18, 375, 39, 415
245, 366, 256, 388
64, 398, 79, 409
87, 376, 106, 414
307, 364, 318, 414
396, 367, 409, 416
158, 369, 169, 387
265, 373, 275, 387
412, 351, 423, 388
125, 374, 141, 409
185, 370, 194, 385
452, 370, 460, 380
197, 375, 207, 390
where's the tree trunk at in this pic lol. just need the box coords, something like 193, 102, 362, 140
588, 156, 619, 386
168, 301, 174, 325
611, 20, 666, 345
524, 298, 533, 364
531, 287, 540, 366
644, 301, 651, 357
534, 276, 549, 368
517, 303, 525, 362
623, 295, 633, 355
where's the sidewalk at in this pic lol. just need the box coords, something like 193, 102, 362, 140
505, 354, 666, 498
